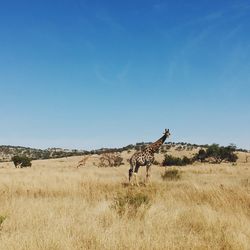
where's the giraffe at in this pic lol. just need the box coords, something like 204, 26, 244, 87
129, 129, 171, 186
77, 155, 90, 168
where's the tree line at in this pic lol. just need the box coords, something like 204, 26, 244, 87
162, 144, 238, 166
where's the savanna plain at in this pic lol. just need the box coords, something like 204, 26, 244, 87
0, 150, 250, 250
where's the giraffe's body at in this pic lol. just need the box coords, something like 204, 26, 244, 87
129, 129, 170, 185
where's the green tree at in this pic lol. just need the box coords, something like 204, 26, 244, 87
195, 149, 207, 162
220, 145, 238, 162
206, 144, 221, 163
12, 156, 32, 168
193, 144, 238, 163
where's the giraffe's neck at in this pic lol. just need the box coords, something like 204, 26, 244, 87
146, 134, 167, 153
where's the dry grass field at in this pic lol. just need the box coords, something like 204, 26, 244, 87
0, 151, 250, 250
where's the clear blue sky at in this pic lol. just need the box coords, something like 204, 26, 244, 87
0, 0, 250, 150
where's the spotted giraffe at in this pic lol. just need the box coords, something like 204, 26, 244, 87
129, 129, 171, 185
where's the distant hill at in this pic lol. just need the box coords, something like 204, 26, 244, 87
0, 146, 87, 162
0, 142, 248, 162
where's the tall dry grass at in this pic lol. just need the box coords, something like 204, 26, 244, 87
0, 157, 249, 250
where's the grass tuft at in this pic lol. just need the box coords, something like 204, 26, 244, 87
161, 168, 181, 180
111, 190, 151, 218
0, 215, 6, 228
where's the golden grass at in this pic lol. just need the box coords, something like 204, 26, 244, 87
0, 157, 250, 250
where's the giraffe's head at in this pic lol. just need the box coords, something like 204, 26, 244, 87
163, 129, 171, 138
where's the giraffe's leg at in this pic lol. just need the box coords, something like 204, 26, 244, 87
132, 173, 137, 186
129, 164, 135, 184
146, 164, 151, 185
134, 165, 140, 186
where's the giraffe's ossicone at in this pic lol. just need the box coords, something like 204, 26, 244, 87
129, 129, 171, 186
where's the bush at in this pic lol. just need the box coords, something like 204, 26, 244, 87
112, 191, 151, 218
12, 155, 32, 168
162, 155, 182, 166
182, 156, 193, 165
193, 144, 238, 163
162, 154, 193, 166
161, 168, 181, 180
